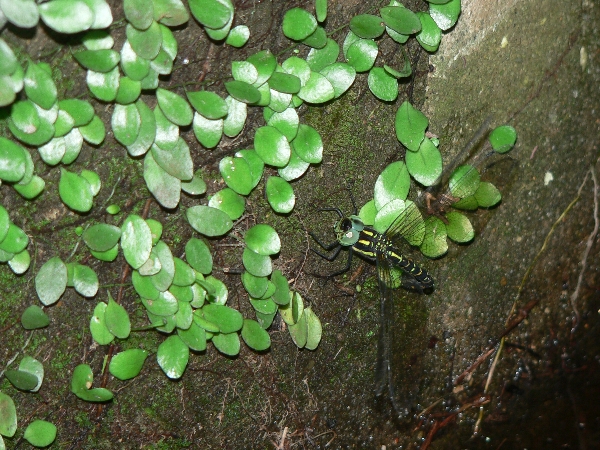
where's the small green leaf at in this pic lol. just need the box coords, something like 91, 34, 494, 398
181, 169, 207, 196
241, 271, 269, 298
226, 25, 250, 48
115, 76, 142, 104
0, 137, 27, 183
185, 238, 213, 275
303, 307, 322, 350
156, 88, 193, 126
316, 0, 327, 22
87, 67, 119, 102
109, 349, 148, 380
266, 176, 295, 214
151, 139, 194, 181
23, 420, 56, 447
380, 6, 421, 35
446, 211, 474, 243
152, 0, 189, 26
0, 223, 28, 255
82, 30, 115, 50
71, 364, 113, 402
297, 71, 334, 103
73, 264, 99, 297
188, 0, 232, 29
192, 112, 223, 149
242, 247, 272, 277
268, 72, 301, 94
405, 137, 443, 186
254, 126, 291, 167
4, 369, 38, 391
187, 90, 228, 119
21, 305, 50, 330
374, 200, 424, 248
281, 56, 312, 85
236, 149, 264, 188
7, 248, 31, 274
288, 308, 308, 347
350, 14, 385, 39
157, 335, 189, 379
241, 319, 271, 351
368, 67, 398, 101
144, 151, 181, 209
0, 0, 39, 29
450, 165, 480, 198
73, 49, 120, 72
271, 270, 290, 306
105, 294, 131, 339
430, 0, 461, 31
124, 0, 154, 30
121, 214, 153, 269
282, 7, 317, 41
186, 205, 233, 237
202, 303, 243, 333
120, 40, 150, 81
374, 161, 411, 210
212, 332, 240, 356
416, 12, 442, 52
292, 123, 323, 163
0, 392, 17, 438
301, 25, 327, 49
225, 80, 261, 104
83, 223, 121, 252
489, 125, 517, 153
58, 99, 94, 127
346, 39, 378, 73
24, 63, 57, 109
267, 107, 299, 141
319, 62, 356, 98
126, 21, 162, 60
219, 156, 254, 195
395, 101, 428, 151
208, 188, 245, 220
474, 181, 502, 207
177, 321, 207, 351
35, 257, 67, 306
244, 224, 280, 256
223, 95, 247, 137
90, 301, 113, 345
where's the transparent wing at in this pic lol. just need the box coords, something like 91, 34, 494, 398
374, 252, 422, 418
384, 201, 426, 248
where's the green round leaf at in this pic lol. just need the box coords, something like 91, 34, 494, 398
288, 308, 307, 347
297, 71, 335, 103
83, 223, 121, 252
188, 0, 232, 29
59, 99, 94, 127
153, 0, 189, 26
73, 49, 120, 73
281, 56, 312, 85
421, 216, 448, 258
38, 136, 65, 166
226, 25, 250, 47
219, 156, 254, 195
177, 321, 207, 351
124, 0, 154, 30
416, 12, 442, 52
54, 110, 74, 137
186, 205, 233, 237
187, 90, 228, 119
254, 126, 291, 167
301, 25, 327, 49
185, 238, 213, 275
450, 165, 480, 198
236, 149, 264, 188
71, 363, 114, 402
278, 148, 310, 181
151, 138, 194, 181
82, 0, 113, 29
39, 0, 94, 34
90, 244, 119, 263
192, 112, 223, 149
246, 50, 277, 86
0, 137, 27, 182
241, 319, 271, 351
202, 303, 243, 333
267, 107, 299, 141
120, 40, 150, 81
79, 115, 106, 145
90, 301, 113, 345
0, 205, 9, 243
374, 161, 410, 210
21, 305, 50, 330
23, 420, 56, 447
181, 169, 207, 196
105, 294, 131, 339
244, 224, 280, 256
223, 95, 247, 137
18, 356, 43, 392
0, 0, 39, 28
282, 8, 317, 41
241, 271, 269, 298
156, 87, 193, 126
346, 39, 378, 73
142, 290, 178, 316
8, 248, 31, 274
0, 392, 17, 438
80, 169, 100, 196
430, 0, 461, 31
231, 60, 258, 84
405, 137, 443, 186
173, 257, 195, 287
144, 151, 181, 209
35, 257, 67, 306
124, 100, 154, 155
4, 369, 37, 391
87, 67, 119, 102
208, 188, 245, 220
59, 169, 94, 212
109, 349, 148, 380
303, 307, 322, 350
474, 181, 502, 207
73, 264, 99, 297
0, 223, 28, 254
157, 335, 189, 379
266, 176, 295, 213
306, 38, 339, 72
489, 125, 517, 153
350, 14, 385, 39
242, 247, 272, 277
121, 214, 153, 269
319, 62, 356, 98
446, 211, 474, 243
395, 101, 428, 151
115, 76, 142, 104
269, 72, 301, 94
292, 124, 323, 163
225, 80, 261, 104
82, 30, 115, 50
367, 67, 398, 101
249, 297, 277, 315
212, 331, 240, 356
126, 21, 162, 60
380, 6, 421, 35
10, 100, 40, 135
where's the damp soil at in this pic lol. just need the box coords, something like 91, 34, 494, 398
1, 0, 599, 449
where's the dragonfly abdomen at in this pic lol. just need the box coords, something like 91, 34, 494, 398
354, 227, 434, 289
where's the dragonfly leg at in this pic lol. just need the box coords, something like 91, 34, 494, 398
316, 207, 344, 218
321, 247, 353, 278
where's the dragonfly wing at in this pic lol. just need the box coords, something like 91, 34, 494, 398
375, 252, 421, 419
385, 201, 426, 248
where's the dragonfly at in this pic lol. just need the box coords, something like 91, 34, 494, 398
310, 119, 509, 418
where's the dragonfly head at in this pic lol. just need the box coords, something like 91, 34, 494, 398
334, 215, 364, 246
